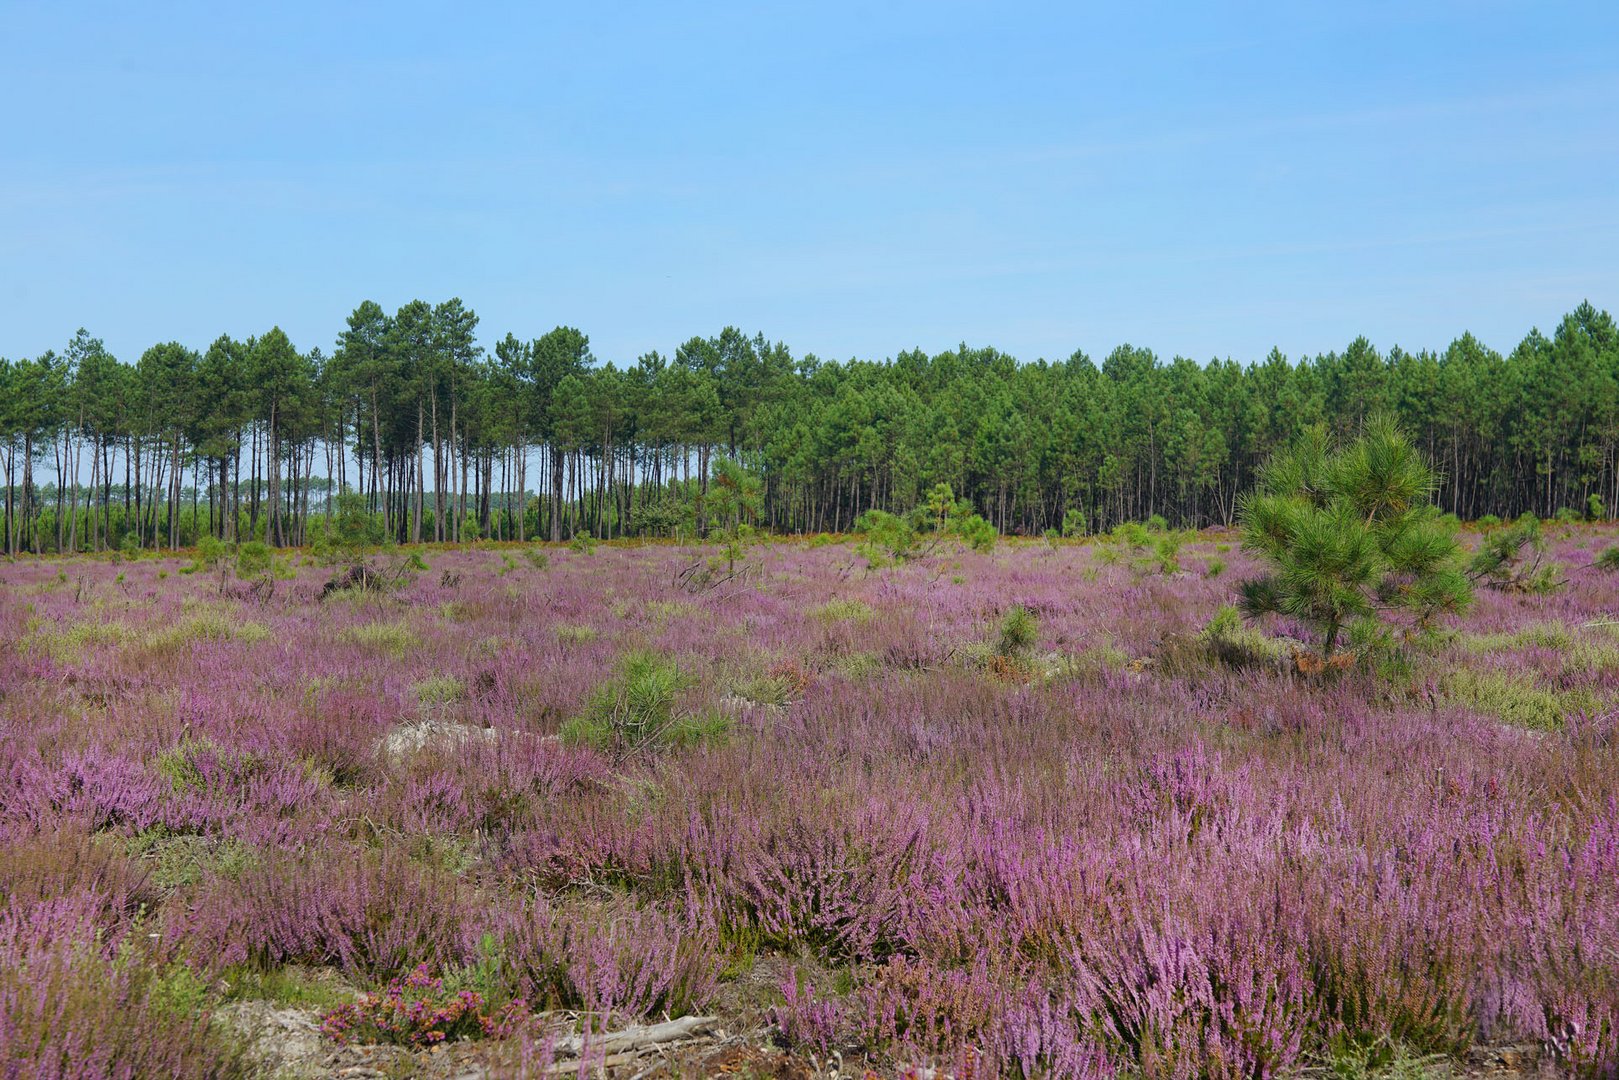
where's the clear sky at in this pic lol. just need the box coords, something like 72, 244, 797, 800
4, 1, 1617, 369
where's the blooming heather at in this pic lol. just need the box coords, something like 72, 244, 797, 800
0, 528, 1617, 1076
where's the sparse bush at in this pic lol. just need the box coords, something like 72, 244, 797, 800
1468, 512, 1563, 593
1596, 545, 1619, 572
235, 540, 274, 580
1475, 514, 1501, 529
1151, 530, 1185, 574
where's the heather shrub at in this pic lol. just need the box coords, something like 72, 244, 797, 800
179, 846, 479, 979
720, 796, 925, 961
493, 899, 720, 1021
0, 896, 247, 1078
1065, 912, 1313, 1077
771, 972, 843, 1052
0, 827, 157, 922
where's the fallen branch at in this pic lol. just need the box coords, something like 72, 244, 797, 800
547, 1015, 718, 1062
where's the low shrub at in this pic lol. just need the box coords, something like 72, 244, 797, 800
319, 964, 525, 1047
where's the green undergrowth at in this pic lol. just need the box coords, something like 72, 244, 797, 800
1441, 669, 1600, 731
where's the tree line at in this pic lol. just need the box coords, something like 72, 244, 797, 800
1, 299, 1616, 555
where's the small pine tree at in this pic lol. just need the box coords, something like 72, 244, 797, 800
1468, 512, 1563, 593
1238, 417, 1472, 661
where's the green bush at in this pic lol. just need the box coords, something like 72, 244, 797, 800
854, 509, 918, 568
1468, 513, 1562, 593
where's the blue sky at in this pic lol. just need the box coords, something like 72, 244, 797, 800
3, 1, 1617, 368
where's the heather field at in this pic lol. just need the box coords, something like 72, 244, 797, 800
2, 530, 1618, 1078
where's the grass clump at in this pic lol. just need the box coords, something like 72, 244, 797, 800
831, 651, 883, 680
23, 618, 131, 664
126, 830, 256, 890
554, 623, 600, 645
1198, 604, 1281, 669
142, 610, 269, 655
222, 965, 349, 1010
341, 620, 419, 658
411, 675, 466, 707
810, 598, 875, 623
1443, 669, 1598, 731
560, 651, 728, 754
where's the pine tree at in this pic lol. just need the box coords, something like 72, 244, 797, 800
1238, 416, 1472, 662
